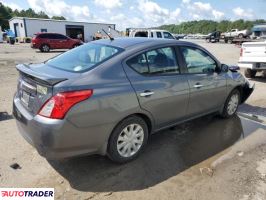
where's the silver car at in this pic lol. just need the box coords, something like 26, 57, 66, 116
13, 38, 254, 163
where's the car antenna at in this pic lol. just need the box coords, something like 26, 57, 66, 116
102, 29, 114, 41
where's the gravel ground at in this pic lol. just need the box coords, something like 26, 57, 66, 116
0, 40, 265, 200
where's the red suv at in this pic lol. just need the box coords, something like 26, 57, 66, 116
31, 33, 82, 52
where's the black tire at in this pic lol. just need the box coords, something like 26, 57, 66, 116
40, 44, 50, 52
244, 69, 256, 78
72, 44, 79, 48
107, 116, 149, 163
238, 34, 244, 39
220, 89, 241, 118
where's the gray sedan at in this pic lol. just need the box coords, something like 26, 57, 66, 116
13, 38, 254, 163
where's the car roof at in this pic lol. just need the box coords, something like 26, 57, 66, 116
36, 32, 64, 35
92, 37, 199, 49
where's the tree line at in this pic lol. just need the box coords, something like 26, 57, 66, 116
1, 2, 266, 34
0, 2, 65, 30
159, 19, 266, 34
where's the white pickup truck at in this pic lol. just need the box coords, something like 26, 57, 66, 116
224, 29, 251, 38
129, 29, 175, 40
238, 41, 266, 78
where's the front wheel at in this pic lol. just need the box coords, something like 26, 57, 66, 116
107, 116, 148, 163
220, 89, 240, 118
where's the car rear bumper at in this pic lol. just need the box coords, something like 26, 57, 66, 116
13, 96, 113, 159
31, 43, 39, 49
238, 62, 266, 70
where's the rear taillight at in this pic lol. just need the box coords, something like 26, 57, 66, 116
38, 90, 93, 119
240, 48, 243, 57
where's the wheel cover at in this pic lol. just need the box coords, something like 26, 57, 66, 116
43, 45, 49, 51
227, 94, 239, 115
117, 124, 144, 158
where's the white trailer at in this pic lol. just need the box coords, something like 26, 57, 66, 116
9, 17, 116, 42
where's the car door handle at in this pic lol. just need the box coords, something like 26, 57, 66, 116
140, 91, 154, 97
193, 84, 203, 88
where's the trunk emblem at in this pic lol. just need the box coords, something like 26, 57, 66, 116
37, 85, 47, 95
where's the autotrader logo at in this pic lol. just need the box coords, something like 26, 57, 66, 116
0, 188, 54, 200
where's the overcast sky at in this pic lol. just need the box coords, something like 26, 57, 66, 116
1, 0, 266, 30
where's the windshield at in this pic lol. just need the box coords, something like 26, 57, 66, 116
46, 43, 123, 72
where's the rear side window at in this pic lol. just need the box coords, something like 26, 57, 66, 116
147, 47, 179, 74
46, 43, 123, 72
127, 47, 179, 75
156, 32, 162, 38
38, 34, 50, 39
54, 34, 68, 39
163, 32, 174, 39
134, 31, 148, 37
127, 54, 149, 74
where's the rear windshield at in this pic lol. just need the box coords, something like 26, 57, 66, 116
46, 43, 123, 72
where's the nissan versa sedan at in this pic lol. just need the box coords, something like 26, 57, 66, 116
13, 38, 254, 163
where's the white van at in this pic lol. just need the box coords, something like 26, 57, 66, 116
129, 29, 176, 40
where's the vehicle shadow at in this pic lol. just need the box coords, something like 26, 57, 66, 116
36, 50, 66, 53
239, 103, 266, 117
48, 115, 246, 192
250, 76, 266, 83
0, 112, 13, 121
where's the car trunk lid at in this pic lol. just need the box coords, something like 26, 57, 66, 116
16, 63, 78, 115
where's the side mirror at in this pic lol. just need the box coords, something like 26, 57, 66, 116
221, 64, 229, 72
228, 65, 240, 72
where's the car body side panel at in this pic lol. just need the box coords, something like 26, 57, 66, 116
186, 73, 227, 116
122, 61, 190, 130
14, 38, 254, 159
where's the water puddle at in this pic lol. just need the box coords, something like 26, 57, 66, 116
49, 113, 266, 192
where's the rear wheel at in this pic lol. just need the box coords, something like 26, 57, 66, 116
107, 116, 148, 163
72, 44, 79, 48
40, 44, 50, 52
238, 34, 244, 39
220, 89, 240, 118
244, 69, 256, 78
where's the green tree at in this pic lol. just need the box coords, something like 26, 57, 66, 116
51, 16, 66, 20
0, 2, 53, 29
158, 19, 266, 34
0, 2, 13, 30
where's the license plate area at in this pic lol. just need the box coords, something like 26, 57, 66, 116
21, 90, 30, 107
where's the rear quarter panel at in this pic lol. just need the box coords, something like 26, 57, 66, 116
53, 54, 154, 144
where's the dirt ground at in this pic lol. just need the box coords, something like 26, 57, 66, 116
0, 40, 266, 200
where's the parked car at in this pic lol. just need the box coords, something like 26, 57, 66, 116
206, 31, 221, 43
31, 33, 82, 52
129, 29, 175, 40
13, 38, 254, 163
238, 41, 266, 78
